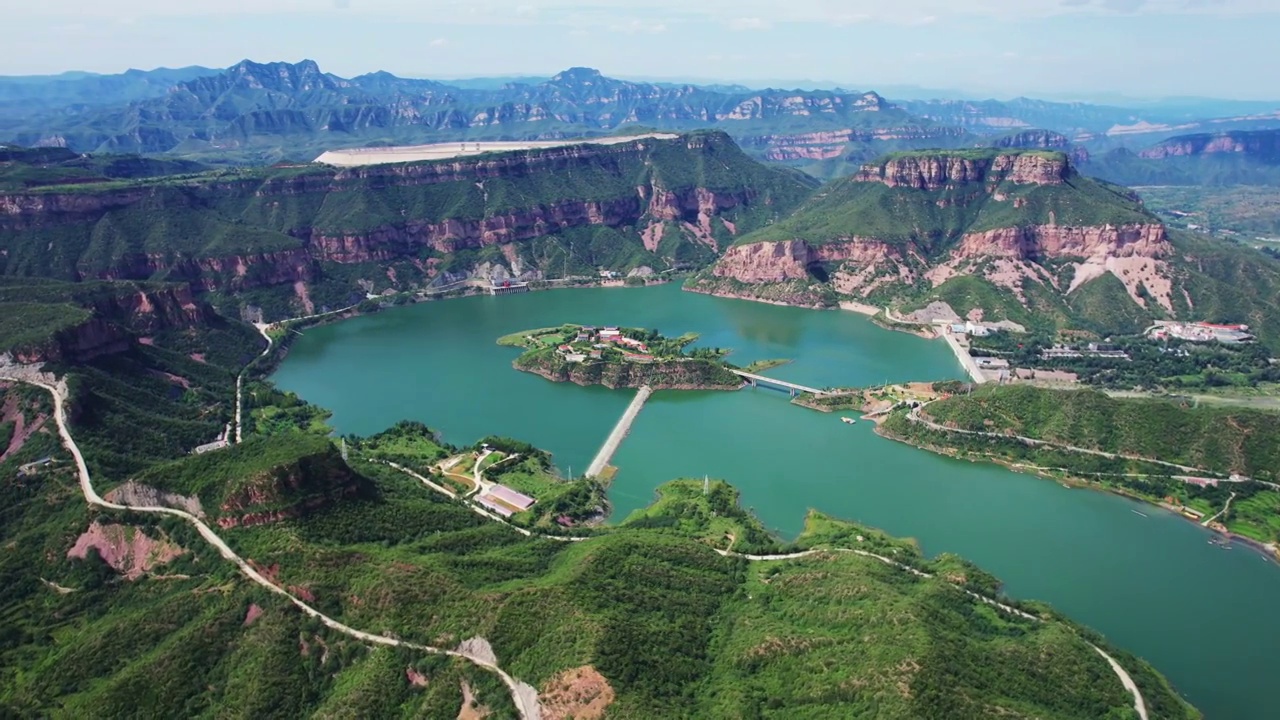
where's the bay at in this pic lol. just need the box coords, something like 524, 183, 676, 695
273, 283, 1280, 719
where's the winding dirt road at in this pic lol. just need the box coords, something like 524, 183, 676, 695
4, 357, 1149, 720
1, 368, 543, 720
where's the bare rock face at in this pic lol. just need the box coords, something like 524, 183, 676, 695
854, 152, 1069, 189
740, 127, 968, 162
939, 223, 1174, 310
1139, 131, 1280, 160
105, 480, 205, 516
952, 223, 1170, 261
0, 138, 761, 300
710, 240, 812, 283
67, 521, 186, 580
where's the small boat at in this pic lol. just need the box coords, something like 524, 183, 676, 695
841, 417, 856, 424
1131, 509, 1148, 518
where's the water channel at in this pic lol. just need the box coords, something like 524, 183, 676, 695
272, 282, 1280, 719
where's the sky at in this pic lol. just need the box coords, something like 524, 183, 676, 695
5, 0, 1280, 100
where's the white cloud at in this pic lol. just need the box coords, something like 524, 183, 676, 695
607, 18, 667, 33
429, 37, 450, 47
10, 0, 1278, 24
729, 17, 771, 30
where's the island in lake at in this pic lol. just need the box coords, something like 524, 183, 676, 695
500, 324, 743, 390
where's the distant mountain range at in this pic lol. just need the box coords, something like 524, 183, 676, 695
1, 59, 1278, 176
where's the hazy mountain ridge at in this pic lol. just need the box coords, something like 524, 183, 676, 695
3, 60, 1276, 169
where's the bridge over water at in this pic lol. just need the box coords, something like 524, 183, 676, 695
730, 370, 828, 397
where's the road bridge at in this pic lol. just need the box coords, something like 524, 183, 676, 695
731, 370, 827, 397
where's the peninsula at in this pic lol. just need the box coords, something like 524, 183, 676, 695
501, 324, 742, 390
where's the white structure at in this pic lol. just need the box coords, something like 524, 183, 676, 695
314, 133, 679, 167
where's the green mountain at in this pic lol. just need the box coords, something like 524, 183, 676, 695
1084, 130, 1280, 186
0, 286, 1199, 718
0, 132, 815, 321
0, 145, 207, 190
880, 383, 1280, 543
692, 148, 1280, 345
0, 61, 959, 165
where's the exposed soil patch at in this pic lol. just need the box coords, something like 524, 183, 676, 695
457, 680, 490, 720
0, 389, 48, 463
540, 665, 615, 720
455, 637, 498, 666
294, 280, 316, 315
243, 603, 264, 626
67, 521, 186, 580
406, 666, 429, 688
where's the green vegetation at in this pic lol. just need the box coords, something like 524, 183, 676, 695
0, 302, 92, 353
737, 151, 1154, 250
742, 358, 792, 373
969, 330, 1280, 391
880, 384, 1280, 543
1086, 133, 1280, 187
0, 132, 813, 321
913, 384, 1280, 480
509, 324, 741, 389
1167, 230, 1280, 350
1136, 185, 1280, 237
0, 313, 1202, 718
0, 145, 208, 190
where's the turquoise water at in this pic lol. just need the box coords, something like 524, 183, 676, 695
273, 283, 1280, 718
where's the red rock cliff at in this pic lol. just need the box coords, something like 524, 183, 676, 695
952, 223, 1170, 261
854, 152, 1069, 189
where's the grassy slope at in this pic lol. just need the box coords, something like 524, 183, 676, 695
883, 384, 1280, 543
0, 359, 1199, 718
916, 384, 1280, 480
0, 133, 814, 307
1166, 230, 1280, 350
735, 152, 1153, 251
1136, 185, 1280, 236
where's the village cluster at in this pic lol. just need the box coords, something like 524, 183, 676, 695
555, 326, 656, 364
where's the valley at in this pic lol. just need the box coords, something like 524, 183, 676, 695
2, 67, 1280, 718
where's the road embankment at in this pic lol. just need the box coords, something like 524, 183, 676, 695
586, 386, 652, 477
941, 331, 987, 384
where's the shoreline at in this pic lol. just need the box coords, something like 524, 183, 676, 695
514, 361, 741, 392
259, 279, 1275, 565
875, 424, 1280, 563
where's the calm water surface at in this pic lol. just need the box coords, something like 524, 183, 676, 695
273, 283, 1280, 719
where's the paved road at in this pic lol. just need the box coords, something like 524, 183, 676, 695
3, 360, 1148, 720
235, 323, 275, 444
586, 386, 651, 477
1, 368, 543, 720
940, 332, 988, 384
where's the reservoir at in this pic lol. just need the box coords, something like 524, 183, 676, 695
273, 283, 1280, 719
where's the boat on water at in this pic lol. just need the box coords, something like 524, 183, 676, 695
841, 417, 856, 424
1131, 509, 1148, 518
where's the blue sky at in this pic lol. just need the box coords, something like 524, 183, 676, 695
6, 0, 1279, 100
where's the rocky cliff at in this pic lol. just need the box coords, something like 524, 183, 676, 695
738, 126, 968, 163
215, 444, 368, 529
516, 355, 740, 390
0, 132, 814, 318
4, 282, 217, 363
691, 150, 1177, 324
1138, 130, 1280, 160
853, 151, 1069, 189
